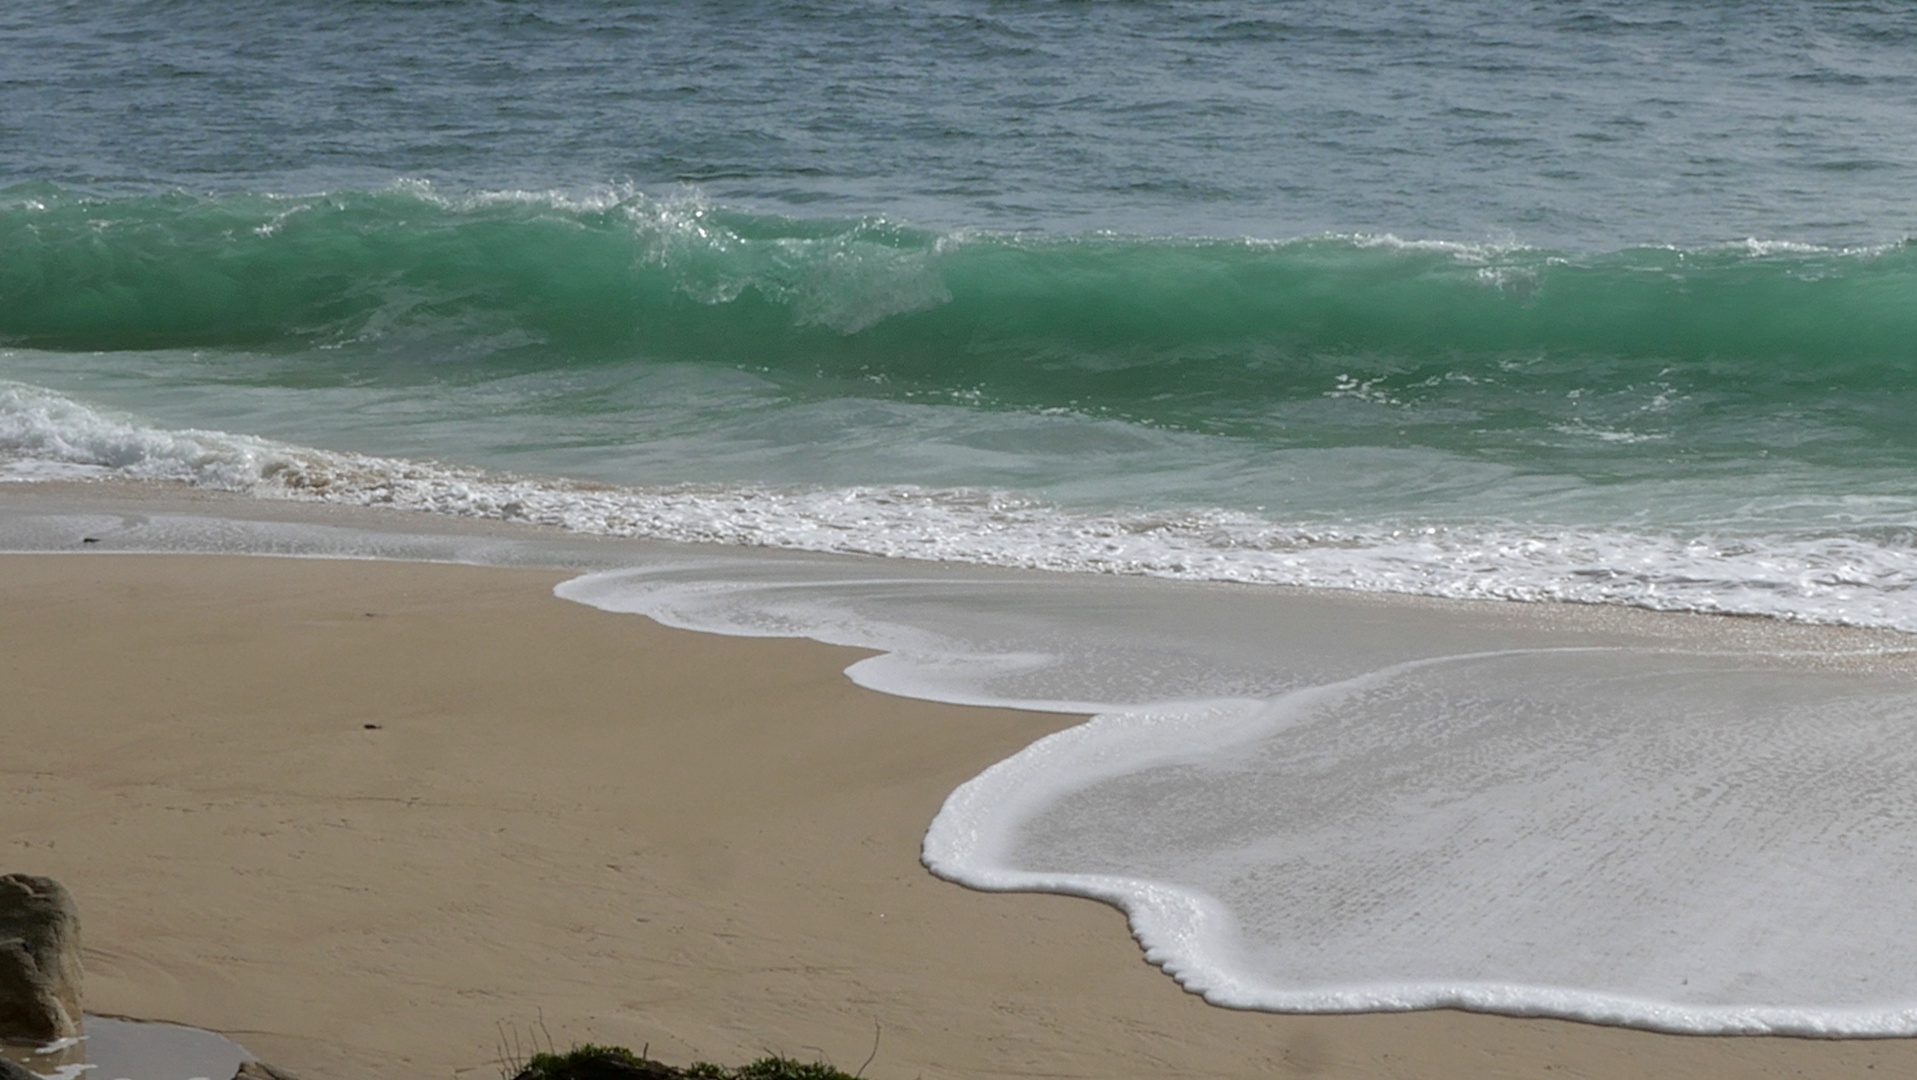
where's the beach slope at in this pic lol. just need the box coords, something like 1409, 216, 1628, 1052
2, 553, 1912, 1079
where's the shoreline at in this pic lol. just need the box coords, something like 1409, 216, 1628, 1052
0, 497, 1914, 1076
3, 548, 1917, 1080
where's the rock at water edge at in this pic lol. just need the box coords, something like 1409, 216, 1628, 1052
0, 875, 82, 1043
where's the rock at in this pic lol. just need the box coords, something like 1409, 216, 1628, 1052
235, 1062, 307, 1080
0, 1056, 42, 1080
0, 875, 83, 1043
511, 1047, 682, 1080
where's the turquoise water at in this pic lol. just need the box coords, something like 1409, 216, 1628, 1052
4, 182, 1916, 624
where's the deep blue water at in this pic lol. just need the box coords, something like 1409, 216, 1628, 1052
6, 1, 1917, 245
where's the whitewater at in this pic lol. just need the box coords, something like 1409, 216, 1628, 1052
5, 372, 1917, 633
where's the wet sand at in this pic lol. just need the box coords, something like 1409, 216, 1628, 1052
3, 551, 1914, 1079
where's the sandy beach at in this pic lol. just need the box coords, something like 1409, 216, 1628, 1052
3, 550, 1915, 1080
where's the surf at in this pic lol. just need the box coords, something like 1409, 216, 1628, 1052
7, 184, 1917, 441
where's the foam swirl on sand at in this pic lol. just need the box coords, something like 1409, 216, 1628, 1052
555, 558, 1917, 1036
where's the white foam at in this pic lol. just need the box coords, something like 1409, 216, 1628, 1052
5, 379, 1917, 634
554, 557, 1917, 1035
0, 459, 111, 481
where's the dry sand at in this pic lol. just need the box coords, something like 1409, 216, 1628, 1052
3, 551, 1914, 1080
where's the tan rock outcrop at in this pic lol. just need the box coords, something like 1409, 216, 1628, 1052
0, 875, 82, 1043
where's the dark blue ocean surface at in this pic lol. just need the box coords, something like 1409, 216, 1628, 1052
4, 0, 1916, 246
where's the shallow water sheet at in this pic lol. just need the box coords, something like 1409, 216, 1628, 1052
560, 557, 1917, 1037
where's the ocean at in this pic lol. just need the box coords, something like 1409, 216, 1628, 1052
6, 0, 1917, 1036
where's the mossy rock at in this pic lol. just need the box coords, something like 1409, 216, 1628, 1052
684, 1060, 861, 1080
513, 1045, 860, 1080
513, 1046, 679, 1080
